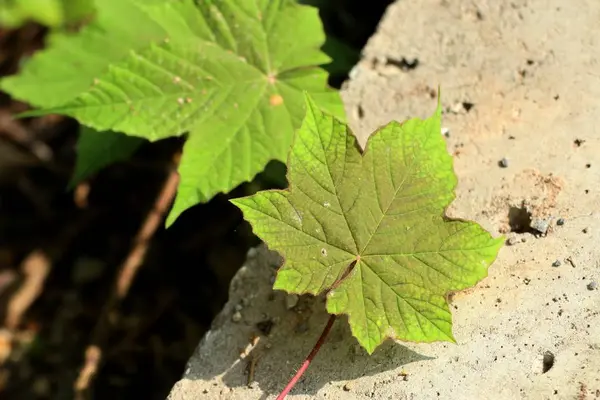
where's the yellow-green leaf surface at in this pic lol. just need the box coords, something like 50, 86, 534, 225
0, 0, 343, 225
232, 95, 503, 354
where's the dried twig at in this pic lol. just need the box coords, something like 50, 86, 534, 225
246, 351, 262, 387
74, 159, 180, 396
116, 167, 179, 298
74, 182, 90, 209
0, 329, 12, 365
0, 110, 53, 162
74, 345, 101, 398
2, 178, 95, 333
4, 250, 51, 330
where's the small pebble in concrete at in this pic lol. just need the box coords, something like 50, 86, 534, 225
234, 303, 243, 311
587, 281, 598, 291
399, 370, 409, 381
295, 321, 309, 333
246, 247, 257, 259
285, 294, 299, 309
582, 227, 589, 234
552, 260, 562, 267
556, 218, 565, 226
343, 382, 353, 392
232, 311, 242, 322
531, 219, 550, 235
499, 158, 509, 168
441, 127, 450, 137
506, 236, 519, 246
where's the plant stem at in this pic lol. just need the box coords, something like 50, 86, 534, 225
276, 314, 337, 400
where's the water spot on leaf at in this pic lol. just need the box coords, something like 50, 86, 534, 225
177, 98, 184, 105
270, 94, 283, 107
323, 202, 330, 207
173, 76, 181, 84
321, 248, 327, 257
186, 97, 192, 103
386, 326, 397, 337
290, 210, 302, 225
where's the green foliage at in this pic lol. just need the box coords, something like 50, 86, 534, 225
232, 95, 504, 354
0, 0, 61, 27
1, 0, 343, 225
0, 0, 94, 28
71, 127, 144, 187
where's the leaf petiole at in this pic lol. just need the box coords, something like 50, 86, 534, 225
276, 314, 337, 400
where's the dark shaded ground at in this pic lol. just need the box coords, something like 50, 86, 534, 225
0, 1, 394, 399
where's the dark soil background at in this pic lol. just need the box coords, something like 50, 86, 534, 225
0, 1, 394, 399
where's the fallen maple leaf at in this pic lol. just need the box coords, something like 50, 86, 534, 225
232, 93, 503, 354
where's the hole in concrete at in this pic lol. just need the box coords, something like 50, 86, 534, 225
508, 206, 533, 233
386, 57, 419, 71
462, 101, 475, 112
542, 351, 555, 373
256, 319, 274, 335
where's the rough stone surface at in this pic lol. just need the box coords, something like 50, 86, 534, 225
168, 0, 600, 398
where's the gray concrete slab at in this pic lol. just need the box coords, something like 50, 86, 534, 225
168, 0, 600, 398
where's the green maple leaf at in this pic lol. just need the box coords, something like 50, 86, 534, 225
1, 0, 166, 107
1, 0, 343, 225
231, 94, 504, 354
